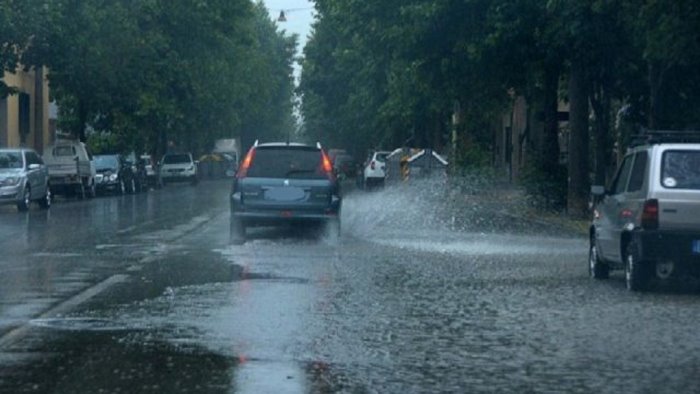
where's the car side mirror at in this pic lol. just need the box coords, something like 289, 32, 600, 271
590, 185, 606, 210
28, 163, 41, 170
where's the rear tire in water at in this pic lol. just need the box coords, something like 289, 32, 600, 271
626, 241, 650, 291
589, 242, 609, 279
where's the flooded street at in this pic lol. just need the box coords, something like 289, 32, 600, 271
1, 180, 700, 393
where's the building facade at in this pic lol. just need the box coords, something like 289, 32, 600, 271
0, 67, 51, 153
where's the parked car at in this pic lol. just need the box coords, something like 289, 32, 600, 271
589, 130, 700, 291
159, 152, 198, 185
0, 148, 51, 211
42, 140, 96, 198
140, 154, 161, 188
362, 150, 390, 189
229, 141, 342, 242
93, 154, 140, 195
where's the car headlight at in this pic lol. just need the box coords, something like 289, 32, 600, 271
0, 177, 20, 186
109, 174, 118, 181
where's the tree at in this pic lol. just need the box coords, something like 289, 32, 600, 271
19, 0, 296, 157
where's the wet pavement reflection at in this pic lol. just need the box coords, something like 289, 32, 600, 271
2, 180, 700, 393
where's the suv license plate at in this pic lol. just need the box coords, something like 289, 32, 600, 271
693, 240, 700, 255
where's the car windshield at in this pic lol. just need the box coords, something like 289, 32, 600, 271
661, 150, 700, 189
247, 147, 325, 179
0, 152, 22, 169
93, 155, 119, 170
162, 154, 191, 164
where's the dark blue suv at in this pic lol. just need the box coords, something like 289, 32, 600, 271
230, 142, 341, 242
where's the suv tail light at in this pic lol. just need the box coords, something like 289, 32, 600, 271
320, 151, 335, 180
236, 148, 255, 179
641, 199, 659, 230
370, 161, 376, 170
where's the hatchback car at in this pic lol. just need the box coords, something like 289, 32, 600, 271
589, 130, 700, 291
160, 152, 198, 185
229, 142, 342, 242
0, 148, 51, 211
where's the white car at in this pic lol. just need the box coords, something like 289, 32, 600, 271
363, 151, 390, 189
159, 153, 198, 185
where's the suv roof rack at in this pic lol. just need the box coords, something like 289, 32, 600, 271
629, 128, 700, 148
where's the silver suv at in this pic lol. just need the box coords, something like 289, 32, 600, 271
589, 130, 700, 291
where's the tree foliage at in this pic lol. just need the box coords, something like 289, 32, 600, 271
300, 0, 700, 213
3, 0, 297, 156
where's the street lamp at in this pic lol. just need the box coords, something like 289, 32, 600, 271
276, 7, 313, 22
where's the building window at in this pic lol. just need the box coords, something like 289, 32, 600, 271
19, 92, 30, 143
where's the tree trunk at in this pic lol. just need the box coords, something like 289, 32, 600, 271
590, 84, 612, 186
77, 99, 87, 142
567, 60, 590, 218
541, 64, 560, 169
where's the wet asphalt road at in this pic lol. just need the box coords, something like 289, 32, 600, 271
1, 179, 700, 393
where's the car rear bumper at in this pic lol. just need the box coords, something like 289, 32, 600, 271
231, 198, 341, 226
232, 210, 339, 225
49, 174, 82, 185
635, 229, 700, 273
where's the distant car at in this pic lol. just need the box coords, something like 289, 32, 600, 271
589, 130, 700, 291
229, 141, 342, 242
93, 154, 140, 195
333, 154, 356, 179
160, 152, 198, 185
0, 148, 51, 211
362, 150, 390, 189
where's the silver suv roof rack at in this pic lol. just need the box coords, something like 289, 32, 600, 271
629, 128, 700, 148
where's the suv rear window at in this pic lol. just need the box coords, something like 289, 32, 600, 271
661, 150, 700, 189
247, 147, 325, 179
